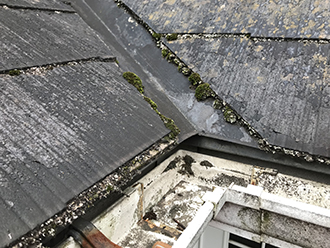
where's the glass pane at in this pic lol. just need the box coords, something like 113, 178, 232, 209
229, 233, 261, 248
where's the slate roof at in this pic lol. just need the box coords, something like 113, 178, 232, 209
1, 0, 330, 246
123, 0, 330, 39
168, 37, 330, 157
121, 0, 330, 158
0, 7, 108, 71
0, 1, 190, 246
76, 0, 256, 147
0, 0, 73, 11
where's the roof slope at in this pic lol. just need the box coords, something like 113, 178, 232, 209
121, 0, 330, 158
2, 0, 330, 246
168, 37, 330, 157
123, 0, 330, 39
0, 0, 73, 11
73, 0, 254, 148
0, 3, 171, 247
0, 7, 107, 71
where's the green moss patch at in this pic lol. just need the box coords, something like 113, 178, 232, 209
8, 69, 21, 76
123, 72, 144, 94
188, 72, 201, 86
144, 96, 158, 111
223, 106, 237, 124
213, 99, 223, 109
181, 67, 191, 76
152, 33, 161, 40
159, 114, 180, 139
123, 71, 180, 139
162, 49, 169, 58
195, 83, 214, 101
166, 33, 178, 41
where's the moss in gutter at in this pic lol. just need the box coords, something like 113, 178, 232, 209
159, 114, 180, 139
123, 71, 144, 94
166, 52, 175, 61
8, 69, 21, 76
195, 83, 214, 101
213, 99, 223, 109
107, 185, 114, 192
115, 0, 330, 166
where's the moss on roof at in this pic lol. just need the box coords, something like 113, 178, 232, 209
123, 71, 144, 94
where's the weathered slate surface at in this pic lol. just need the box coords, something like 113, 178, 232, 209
122, 0, 330, 39
70, 0, 198, 142
0, 61, 169, 246
168, 37, 330, 157
0, 0, 73, 11
73, 0, 256, 147
0, 7, 111, 71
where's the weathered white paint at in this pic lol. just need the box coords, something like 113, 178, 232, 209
58, 150, 330, 248
172, 202, 214, 248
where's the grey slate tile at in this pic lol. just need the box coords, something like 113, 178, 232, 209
0, 61, 169, 247
69, 0, 197, 142
168, 37, 330, 157
122, 0, 330, 39
0, 7, 111, 71
0, 198, 30, 246
0, 0, 73, 11
82, 0, 257, 148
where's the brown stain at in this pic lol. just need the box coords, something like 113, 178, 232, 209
152, 241, 172, 248
139, 219, 181, 239
81, 228, 122, 248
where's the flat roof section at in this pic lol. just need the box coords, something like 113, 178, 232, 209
59, 149, 330, 248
